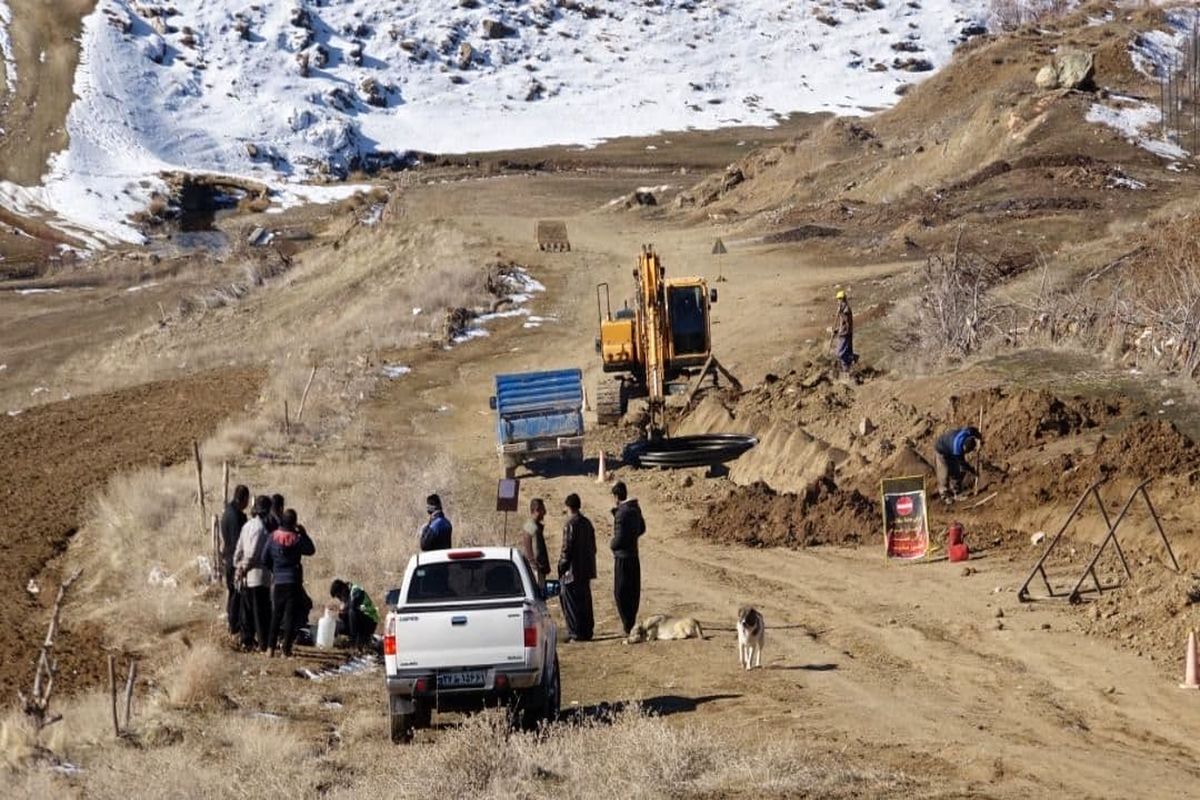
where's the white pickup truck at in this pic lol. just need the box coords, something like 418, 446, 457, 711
383, 546, 561, 742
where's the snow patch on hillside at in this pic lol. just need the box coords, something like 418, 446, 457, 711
1085, 100, 1186, 160
2, 0, 988, 244
0, 1, 16, 91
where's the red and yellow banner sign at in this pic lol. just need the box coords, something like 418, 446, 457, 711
882, 476, 929, 560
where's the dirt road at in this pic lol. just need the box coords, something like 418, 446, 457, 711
352, 177, 1200, 797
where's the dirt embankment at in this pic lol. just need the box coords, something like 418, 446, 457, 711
0, 368, 262, 698
685, 368, 1200, 553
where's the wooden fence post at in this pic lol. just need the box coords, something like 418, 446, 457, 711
123, 660, 138, 729
108, 655, 119, 738
296, 364, 318, 422
192, 441, 206, 534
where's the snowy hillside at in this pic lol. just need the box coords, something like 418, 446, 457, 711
0, 0, 988, 244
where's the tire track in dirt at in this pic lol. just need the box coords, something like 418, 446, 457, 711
0, 367, 262, 698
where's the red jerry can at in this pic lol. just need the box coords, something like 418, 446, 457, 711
947, 522, 969, 562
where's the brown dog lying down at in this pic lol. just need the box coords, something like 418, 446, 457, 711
626, 614, 705, 644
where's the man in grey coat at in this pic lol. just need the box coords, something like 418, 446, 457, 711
234, 495, 273, 651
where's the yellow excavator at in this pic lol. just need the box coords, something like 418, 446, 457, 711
595, 244, 740, 437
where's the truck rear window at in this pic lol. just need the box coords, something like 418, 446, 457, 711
407, 559, 524, 603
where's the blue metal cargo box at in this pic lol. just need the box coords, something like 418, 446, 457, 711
493, 369, 584, 445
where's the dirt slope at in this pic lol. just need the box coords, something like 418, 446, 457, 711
0, 368, 261, 698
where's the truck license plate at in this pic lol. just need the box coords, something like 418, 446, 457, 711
437, 670, 485, 689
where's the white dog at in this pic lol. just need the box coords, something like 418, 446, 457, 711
626, 614, 705, 644
736, 606, 764, 670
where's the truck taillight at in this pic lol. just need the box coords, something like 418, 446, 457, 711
523, 610, 536, 648
384, 617, 397, 656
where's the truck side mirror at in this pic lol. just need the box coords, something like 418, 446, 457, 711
385, 588, 401, 608
543, 579, 562, 599
709, 288, 718, 304
489, 396, 497, 410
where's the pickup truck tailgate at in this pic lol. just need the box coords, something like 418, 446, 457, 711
394, 601, 527, 670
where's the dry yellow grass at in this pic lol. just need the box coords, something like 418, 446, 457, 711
164, 644, 233, 709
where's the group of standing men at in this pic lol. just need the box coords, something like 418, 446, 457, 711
527, 481, 646, 642
219, 486, 316, 658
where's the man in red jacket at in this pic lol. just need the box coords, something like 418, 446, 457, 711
262, 509, 316, 657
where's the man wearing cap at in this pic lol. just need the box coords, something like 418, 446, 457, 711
609, 481, 646, 636
233, 495, 274, 651
830, 289, 856, 374
933, 426, 983, 504
419, 493, 453, 551
558, 493, 597, 642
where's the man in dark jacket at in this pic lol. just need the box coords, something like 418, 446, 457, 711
933, 426, 982, 503
267, 493, 285, 532
220, 485, 250, 636
609, 481, 646, 636
262, 508, 316, 657
558, 493, 597, 642
330, 578, 380, 650
420, 493, 453, 551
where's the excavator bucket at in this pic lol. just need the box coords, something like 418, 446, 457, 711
535, 220, 570, 252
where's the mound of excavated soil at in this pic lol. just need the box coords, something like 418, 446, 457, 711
693, 478, 879, 548
1095, 419, 1200, 479
1009, 419, 1200, 508
952, 388, 1123, 457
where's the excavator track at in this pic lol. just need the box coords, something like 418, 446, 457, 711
595, 376, 625, 424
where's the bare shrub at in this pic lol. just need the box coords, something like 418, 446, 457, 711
165, 644, 232, 708
917, 234, 1031, 357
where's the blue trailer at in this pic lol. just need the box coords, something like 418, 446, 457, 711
490, 368, 585, 478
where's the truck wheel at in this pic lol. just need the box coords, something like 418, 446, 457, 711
543, 655, 561, 724
516, 655, 560, 731
390, 712, 414, 744
413, 701, 433, 730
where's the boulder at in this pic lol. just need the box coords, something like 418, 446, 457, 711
1034, 64, 1059, 90
457, 41, 474, 69
1057, 51, 1094, 90
360, 77, 387, 107
482, 19, 517, 39
1036, 51, 1094, 92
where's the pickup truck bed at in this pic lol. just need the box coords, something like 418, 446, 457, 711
383, 547, 561, 741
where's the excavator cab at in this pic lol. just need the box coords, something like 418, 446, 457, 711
664, 281, 712, 364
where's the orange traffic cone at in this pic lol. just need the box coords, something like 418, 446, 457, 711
596, 450, 608, 484
1181, 631, 1200, 690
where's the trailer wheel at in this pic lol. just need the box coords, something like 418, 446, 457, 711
501, 454, 519, 479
